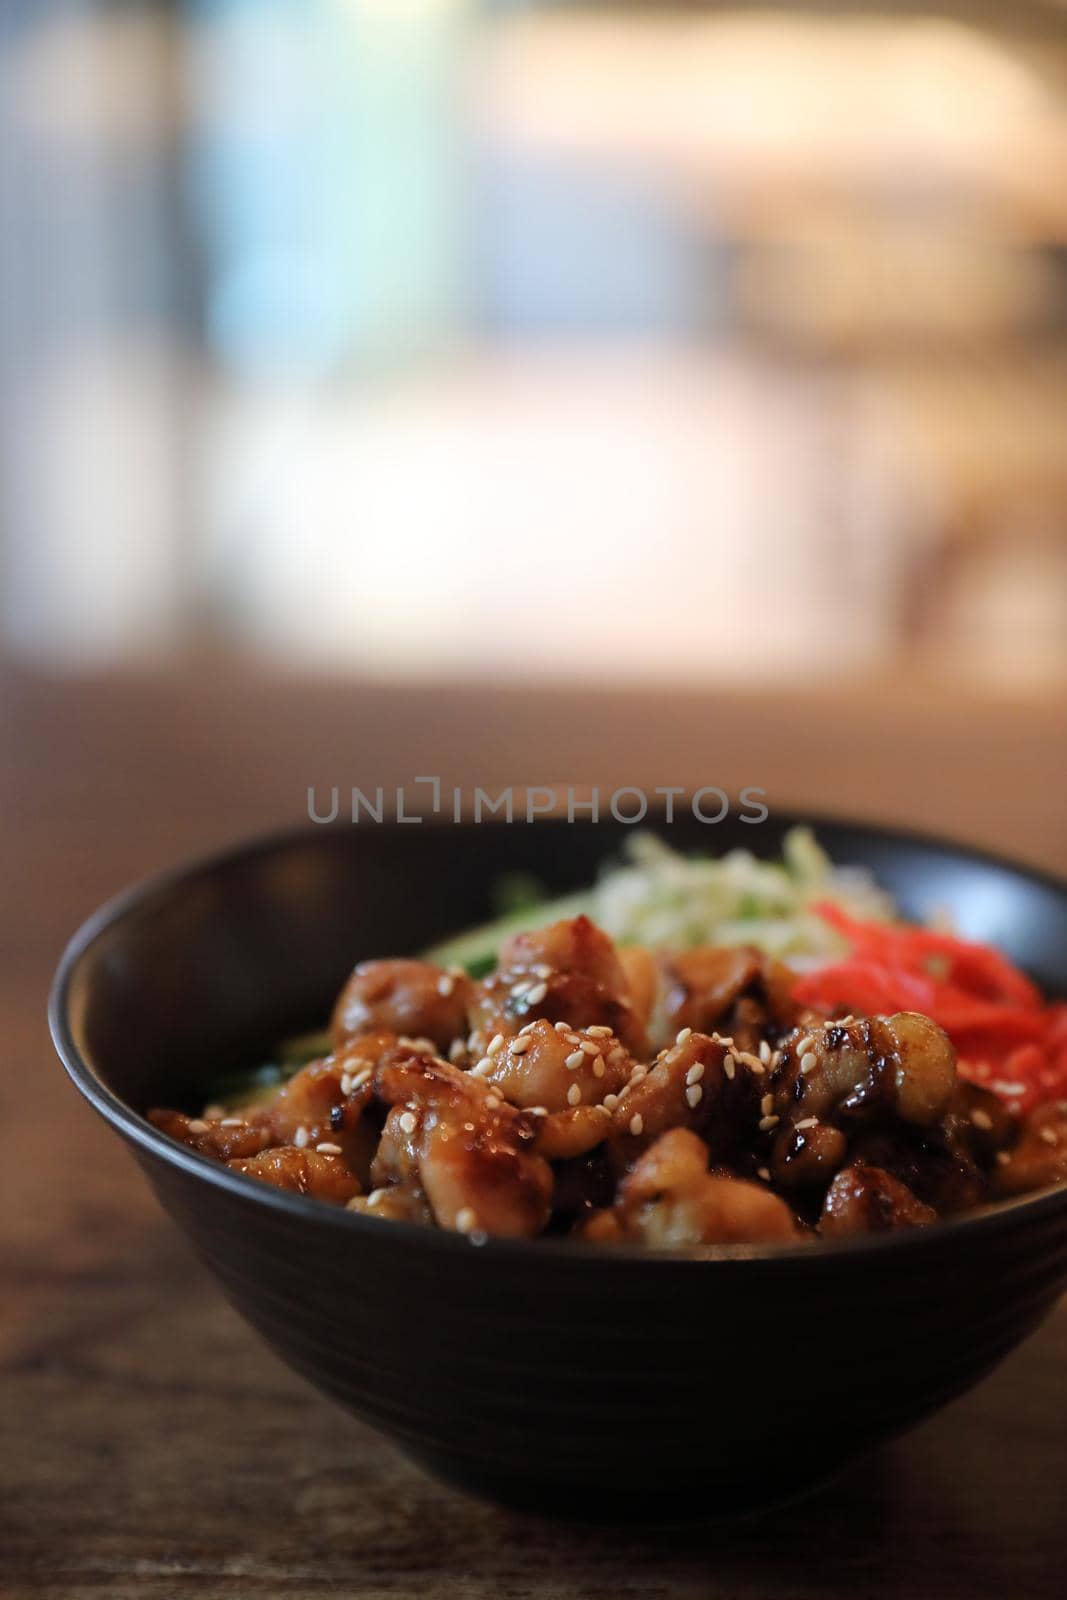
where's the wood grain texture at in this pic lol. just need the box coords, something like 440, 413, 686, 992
4, 664, 1066, 1599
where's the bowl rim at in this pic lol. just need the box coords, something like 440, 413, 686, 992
49, 809, 1067, 1266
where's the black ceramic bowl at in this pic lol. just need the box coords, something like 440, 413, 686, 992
51, 814, 1067, 1520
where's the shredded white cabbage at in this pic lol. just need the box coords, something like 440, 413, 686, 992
427, 827, 898, 973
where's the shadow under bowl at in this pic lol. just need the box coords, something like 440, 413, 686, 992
50, 813, 1067, 1520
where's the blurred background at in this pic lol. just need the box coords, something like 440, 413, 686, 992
4, 0, 1067, 689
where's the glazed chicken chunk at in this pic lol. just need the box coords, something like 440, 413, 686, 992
992, 1100, 1067, 1197
369, 1050, 554, 1238
605, 1027, 766, 1177
228, 1146, 362, 1203
468, 915, 650, 1057
332, 959, 471, 1055
584, 1128, 800, 1247
656, 945, 798, 1053
472, 1017, 634, 1161
820, 1163, 936, 1236
770, 1012, 957, 1130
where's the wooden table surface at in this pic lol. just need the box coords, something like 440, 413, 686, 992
4, 664, 1066, 1599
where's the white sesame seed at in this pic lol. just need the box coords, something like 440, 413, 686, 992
520, 1021, 538, 1034
220, 1117, 243, 1127
592, 1058, 606, 1078
487, 1033, 505, 1057
554, 1021, 569, 1032
759, 1115, 780, 1132
757, 1166, 771, 1181
469, 1057, 495, 1078
448, 1039, 465, 1063
187, 1119, 209, 1134
685, 1085, 703, 1109
760, 1094, 774, 1117
629, 1064, 648, 1084
992, 1080, 1025, 1096
759, 1041, 772, 1065
970, 1109, 994, 1131
565, 1033, 582, 1046
796, 1035, 814, 1056
686, 1062, 705, 1087
455, 1206, 479, 1234
398, 1111, 417, 1134
534, 964, 552, 980
349, 1066, 372, 1090
580, 1040, 601, 1056
437, 974, 455, 997
564, 1050, 585, 1070
723, 1054, 736, 1081
587, 1025, 613, 1038
293, 1126, 309, 1148
603, 1093, 619, 1111
509, 1034, 531, 1055
629, 1114, 644, 1137
524, 982, 548, 1006
316, 1142, 343, 1155
675, 1027, 693, 1045
567, 1083, 582, 1106
203, 1103, 226, 1118
366, 1188, 387, 1206
340, 1076, 353, 1095
529, 1105, 549, 1117
1040, 1128, 1059, 1146
800, 1051, 818, 1075
795, 1117, 817, 1130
